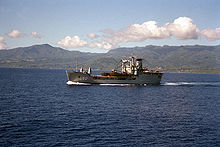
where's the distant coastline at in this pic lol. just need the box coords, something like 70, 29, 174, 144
0, 44, 219, 74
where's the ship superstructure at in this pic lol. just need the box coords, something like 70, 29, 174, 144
66, 56, 163, 85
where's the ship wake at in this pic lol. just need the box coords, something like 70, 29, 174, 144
66, 81, 92, 86
163, 82, 220, 87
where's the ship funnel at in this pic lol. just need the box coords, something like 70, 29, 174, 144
80, 67, 83, 72
136, 59, 142, 70
88, 67, 92, 74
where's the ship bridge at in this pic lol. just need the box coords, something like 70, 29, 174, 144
121, 56, 143, 75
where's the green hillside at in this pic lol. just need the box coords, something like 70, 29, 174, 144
0, 44, 219, 73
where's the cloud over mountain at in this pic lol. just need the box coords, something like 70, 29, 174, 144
57, 17, 220, 50
164, 17, 199, 40
89, 41, 116, 50
201, 28, 220, 41
88, 33, 99, 39
6, 30, 25, 38
99, 17, 200, 48
0, 36, 8, 50
32, 32, 43, 38
57, 36, 88, 48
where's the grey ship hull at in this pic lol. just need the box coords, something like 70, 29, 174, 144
66, 71, 163, 85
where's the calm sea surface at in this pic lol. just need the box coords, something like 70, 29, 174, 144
0, 68, 220, 146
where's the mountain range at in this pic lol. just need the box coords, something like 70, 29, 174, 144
0, 44, 220, 73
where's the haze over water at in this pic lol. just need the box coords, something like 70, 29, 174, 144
0, 68, 220, 146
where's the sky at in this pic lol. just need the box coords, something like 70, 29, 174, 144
0, 0, 220, 53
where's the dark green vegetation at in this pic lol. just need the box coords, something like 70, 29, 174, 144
0, 44, 219, 73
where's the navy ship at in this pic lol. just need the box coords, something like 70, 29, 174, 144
66, 56, 163, 85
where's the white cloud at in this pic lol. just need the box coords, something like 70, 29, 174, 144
6, 29, 25, 38
88, 33, 99, 39
57, 17, 220, 50
126, 21, 170, 40
0, 36, 8, 50
57, 36, 88, 48
89, 41, 117, 50
91, 17, 200, 49
200, 28, 220, 41
103, 21, 170, 45
31, 32, 43, 38
164, 17, 199, 40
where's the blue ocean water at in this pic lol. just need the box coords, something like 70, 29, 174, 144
0, 68, 220, 146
